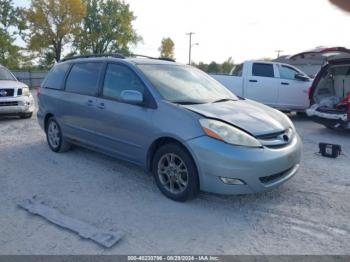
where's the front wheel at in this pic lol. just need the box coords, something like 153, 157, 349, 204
46, 117, 71, 153
153, 143, 199, 201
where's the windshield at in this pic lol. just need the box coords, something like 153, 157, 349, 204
138, 64, 238, 104
0, 67, 16, 81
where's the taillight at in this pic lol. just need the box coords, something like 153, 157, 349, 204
37, 87, 41, 97
346, 92, 350, 103
346, 92, 350, 121
307, 87, 312, 97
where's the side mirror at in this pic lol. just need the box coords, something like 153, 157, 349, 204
295, 73, 309, 81
120, 90, 144, 104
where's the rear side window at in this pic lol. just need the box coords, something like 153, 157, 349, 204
44, 63, 70, 90
102, 64, 144, 100
252, 63, 274, 77
65, 63, 103, 96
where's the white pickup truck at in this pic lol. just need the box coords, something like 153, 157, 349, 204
211, 61, 312, 112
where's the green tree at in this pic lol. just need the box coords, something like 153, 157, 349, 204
0, 0, 23, 68
207, 61, 220, 73
221, 57, 234, 74
159, 37, 175, 59
25, 0, 86, 62
74, 0, 141, 55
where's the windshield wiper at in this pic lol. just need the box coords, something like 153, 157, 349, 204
212, 98, 236, 103
172, 101, 205, 105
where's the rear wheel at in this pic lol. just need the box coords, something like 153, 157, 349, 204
46, 117, 71, 153
153, 143, 199, 201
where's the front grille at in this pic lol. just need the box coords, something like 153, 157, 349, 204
17, 89, 22, 96
256, 131, 285, 140
256, 129, 294, 148
0, 89, 15, 97
259, 166, 294, 184
0, 101, 19, 107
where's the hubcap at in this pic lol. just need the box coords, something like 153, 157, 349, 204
48, 121, 60, 148
157, 153, 189, 194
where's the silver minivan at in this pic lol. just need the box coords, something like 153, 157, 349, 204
37, 54, 302, 201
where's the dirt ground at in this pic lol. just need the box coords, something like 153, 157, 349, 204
1, 95, 350, 255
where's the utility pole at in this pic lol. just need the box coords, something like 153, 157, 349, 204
186, 32, 195, 65
275, 50, 283, 58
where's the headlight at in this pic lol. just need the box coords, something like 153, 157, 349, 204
22, 87, 30, 96
285, 115, 296, 131
199, 119, 262, 148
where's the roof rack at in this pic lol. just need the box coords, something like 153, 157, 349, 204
60, 53, 125, 62
131, 54, 175, 62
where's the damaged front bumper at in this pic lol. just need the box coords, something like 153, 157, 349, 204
0, 94, 35, 115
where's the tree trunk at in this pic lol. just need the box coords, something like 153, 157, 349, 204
55, 40, 62, 61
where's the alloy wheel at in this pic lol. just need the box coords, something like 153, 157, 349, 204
157, 153, 189, 194
47, 121, 61, 149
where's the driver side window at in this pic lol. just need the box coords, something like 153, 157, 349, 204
103, 64, 145, 100
279, 65, 299, 80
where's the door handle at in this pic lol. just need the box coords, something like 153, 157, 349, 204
97, 102, 105, 109
86, 100, 94, 106
281, 82, 290, 85
249, 79, 258, 83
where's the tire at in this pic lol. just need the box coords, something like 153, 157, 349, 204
152, 143, 199, 201
20, 112, 33, 119
296, 112, 307, 117
46, 117, 71, 153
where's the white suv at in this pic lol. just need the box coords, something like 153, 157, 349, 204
0, 65, 34, 118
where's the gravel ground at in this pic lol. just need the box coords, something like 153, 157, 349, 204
1, 94, 350, 255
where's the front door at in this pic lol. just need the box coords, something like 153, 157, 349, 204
276, 64, 310, 110
92, 63, 156, 164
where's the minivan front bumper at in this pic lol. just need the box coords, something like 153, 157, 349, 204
0, 95, 35, 115
187, 134, 302, 195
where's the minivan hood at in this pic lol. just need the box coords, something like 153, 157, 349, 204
182, 100, 290, 136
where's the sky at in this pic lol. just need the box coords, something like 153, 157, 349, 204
13, 0, 350, 64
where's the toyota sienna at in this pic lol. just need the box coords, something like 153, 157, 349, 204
37, 54, 302, 201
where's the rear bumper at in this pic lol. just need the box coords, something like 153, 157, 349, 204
0, 95, 35, 115
187, 134, 302, 195
311, 116, 350, 129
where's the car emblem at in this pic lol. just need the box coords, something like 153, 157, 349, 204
283, 134, 289, 142
0, 90, 8, 97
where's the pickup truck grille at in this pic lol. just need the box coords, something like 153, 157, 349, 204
0, 101, 18, 107
0, 88, 14, 97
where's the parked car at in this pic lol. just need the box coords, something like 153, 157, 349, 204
37, 54, 302, 201
0, 65, 34, 118
211, 61, 311, 113
307, 54, 350, 129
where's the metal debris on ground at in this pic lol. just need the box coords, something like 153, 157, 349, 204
18, 198, 124, 248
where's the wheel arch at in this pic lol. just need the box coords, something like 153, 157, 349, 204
44, 113, 54, 131
146, 136, 198, 174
